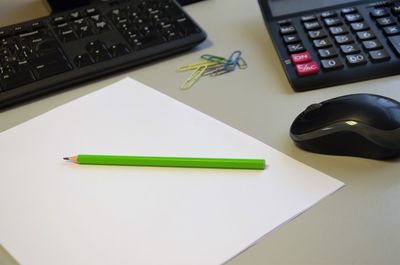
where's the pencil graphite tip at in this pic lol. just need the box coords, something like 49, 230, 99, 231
63, 156, 78, 163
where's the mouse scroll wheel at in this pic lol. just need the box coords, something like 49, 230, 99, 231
304, 103, 323, 115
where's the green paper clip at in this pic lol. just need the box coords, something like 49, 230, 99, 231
200, 54, 232, 65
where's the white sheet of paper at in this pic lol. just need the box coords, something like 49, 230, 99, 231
0, 78, 343, 265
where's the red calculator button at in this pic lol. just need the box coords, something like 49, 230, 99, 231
295, 61, 320, 76
291, 51, 312, 64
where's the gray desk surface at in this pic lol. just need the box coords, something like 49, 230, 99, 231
1, 0, 399, 264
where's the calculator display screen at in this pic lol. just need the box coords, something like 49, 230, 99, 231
268, 0, 362, 17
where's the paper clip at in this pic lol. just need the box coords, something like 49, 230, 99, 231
202, 64, 225, 76
224, 50, 242, 72
210, 68, 231, 77
238, 57, 248, 69
200, 54, 232, 65
180, 65, 207, 90
176, 60, 219, 72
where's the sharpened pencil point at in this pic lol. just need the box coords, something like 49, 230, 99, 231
64, 156, 78, 163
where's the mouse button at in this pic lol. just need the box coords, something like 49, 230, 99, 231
290, 113, 333, 135
291, 104, 336, 135
304, 103, 323, 115
301, 103, 338, 123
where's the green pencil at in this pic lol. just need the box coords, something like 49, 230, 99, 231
63, 155, 265, 170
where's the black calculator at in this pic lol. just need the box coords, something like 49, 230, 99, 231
258, 0, 400, 91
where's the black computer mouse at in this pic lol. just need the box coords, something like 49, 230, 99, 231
290, 94, 400, 160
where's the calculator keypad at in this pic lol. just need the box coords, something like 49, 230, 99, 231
276, 0, 400, 82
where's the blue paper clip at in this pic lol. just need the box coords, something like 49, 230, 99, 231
224, 50, 242, 72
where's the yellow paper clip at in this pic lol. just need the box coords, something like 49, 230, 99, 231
176, 60, 219, 72
180, 65, 207, 90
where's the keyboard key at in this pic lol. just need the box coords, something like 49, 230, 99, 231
301, 15, 317, 22
109, 43, 131, 57
90, 14, 102, 22
31, 21, 45, 30
73, 18, 86, 26
90, 48, 111, 62
280, 26, 296, 35
392, 5, 400, 15
313, 38, 332, 48
0, 29, 10, 38
0, 70, 35, 90
369, 49, 390, 62
321, 11, 337, 18
136, 32, 165, 49
34, 59, 72, 80
370, 8, 389, 18
321, 58, 344, 71
74, 53, 93, 67
287, 43, 305, 53
69, 11, 82, 20
85, 40, 106, 53
283, 34, 300, 44
52, 16, 66, 25
345, 13, 363, 23
291, 51, 312, 64
335, 34, 354, 44
277, 19, 292, 26
324, 17, 342, 27
304, 21, 322, 30
86, 7, 98, 15
14, 25, 28, 35
376, 17, 396, 27
340, 43, 360, 54
308, 29, 327, 39
58, 29, 77, 42
356, 30, 375, 40
318, 48, 338, 58
329, 26, 348, 35
388, 35, 400, 56
176, 17, 199, 35
341, 7, 357, 14
295, 61, 319, 76
346, 53, 367, 66
35, 40, 61, 55
383, 25, 400, 36
94, 21, 110, 33
362, 39, 383, 50
350, 22, 369, 31
76, 25, 93, 38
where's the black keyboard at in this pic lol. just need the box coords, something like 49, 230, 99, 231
0, 0, 206, 109
259, 0, 400, 91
